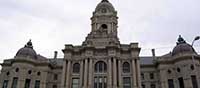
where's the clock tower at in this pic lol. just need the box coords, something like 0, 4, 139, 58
83, 0, 120, 47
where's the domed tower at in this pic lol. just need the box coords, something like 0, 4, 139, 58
83, 0, 120, 47
92, 0, 118, 35
15, 40, 37, 59
172, 35, 197, 56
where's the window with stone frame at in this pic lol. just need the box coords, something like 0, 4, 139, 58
168, 79, 174, 88
142, 84, 145, 88
53, 85, 57, 88
2, 80, 9, 88
34, 80, 40, 88
122, 62, 130, 73
94, 61, 107, 88
95, 61, 107, 73
73, 63, 80, 73
94, 76, 107, 88
178, 77, 185, 88
149, 73, 154, 79
24, 79, 31, 88
150, 83, 156, 88
141, 73, 144, 80
191, 75, 198, 88
71, 78, 79, 88
11, 77, 18, 88
54, 74, 58, 80
123, 77, 131, 88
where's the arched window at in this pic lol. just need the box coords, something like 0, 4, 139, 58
95, 61, 107, 73
94, 61, 107, 88
123, 62, 130, 73
73, 63, 80, 73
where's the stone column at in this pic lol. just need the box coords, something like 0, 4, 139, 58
61, 59, 67, 88
80, 60, 84, 88
88, 59, 93, 88
113, 58, 117, 88
84, 59, 88, 88
136, 59, 141, 88
66, 60, 71, 88
132, 59, 137, 88
118, 60, 122, 88
108, 58, 112, 88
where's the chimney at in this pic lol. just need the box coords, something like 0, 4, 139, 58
54, 51, 58, 59
151, 49, 155, 57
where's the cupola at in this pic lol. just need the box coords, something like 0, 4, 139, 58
15, 40, 37, 59
172, 35, 196, 56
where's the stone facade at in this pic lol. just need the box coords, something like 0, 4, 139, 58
0, 0, 200, 88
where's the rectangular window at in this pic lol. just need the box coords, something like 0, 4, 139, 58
54, 74, 58, 80
151, 84, 156, 88
53, 85, 57, 88
34, 80, 40, 88
71, 78, 79, 88
168, 79, 174, 88
123, 77, 131, 88
24, 79, 31, 88
191, 75, 198, 88
178, 77, 184, 88
150, 73, 154, 79
94, 76, 107, 88
11, 77, 18, 88
142, 84, 145, 88
141, 73, 144, 80
2, 80, 8, 88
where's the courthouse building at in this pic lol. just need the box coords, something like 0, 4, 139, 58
0, 0, 200, 88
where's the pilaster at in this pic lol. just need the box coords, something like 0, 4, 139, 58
88, 59, 93, 88
83, 59, 88, 88
132, 59, 137, 88
61, 59, 67, 88
118, 60, 122, 88
113, 58, 117, 88
108, 58, 112, 88
66, 61, 71, 88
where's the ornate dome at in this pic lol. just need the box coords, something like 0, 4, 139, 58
172, 35, 196, 56
15, 40, 37, 59
94, 0, 116, 15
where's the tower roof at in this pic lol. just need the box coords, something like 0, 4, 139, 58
94, 0, 116, 15
172, 35, 196, 56
101, 0, 109, 2
15, 40, 37, 59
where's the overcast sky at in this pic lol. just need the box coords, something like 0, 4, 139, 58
0, 0, 200, 62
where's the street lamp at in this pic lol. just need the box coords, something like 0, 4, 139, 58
191, 36, 200, 88
192, 36, 200, 46
191, 36, 200, 69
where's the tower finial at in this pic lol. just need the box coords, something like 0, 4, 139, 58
25, 39, 33, 48
177, 35, 186, 45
